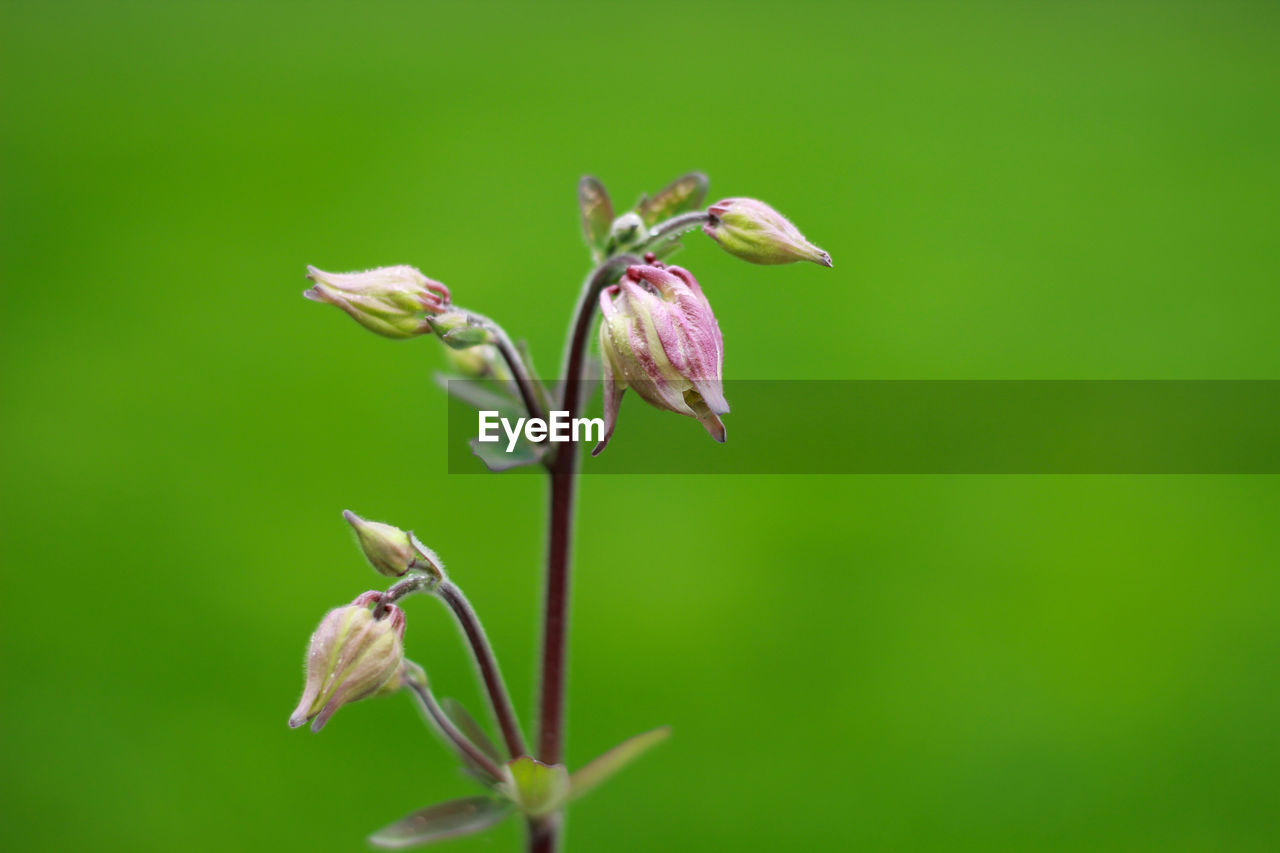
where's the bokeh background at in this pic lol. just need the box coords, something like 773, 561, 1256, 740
3, 1, 1278, 850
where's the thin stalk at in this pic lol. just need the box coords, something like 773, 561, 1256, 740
372, 573, 436, 619
465, 309, 548, 425
527, 815, 559, 853
531, 212, 706, 853
406, 677, 505, 782
645, 210, 712, 244
537, 255, 637, 765
437, 580, 527, 758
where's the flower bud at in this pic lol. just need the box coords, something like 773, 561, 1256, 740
594, 263, 728, 454
606, 212, 647, 253
303, 265, 451, 339
425, 310, 495, 350
343, 510, 444, 579
443, 344, 512, 382
289, 591, 406, 732
702, 198, 832, 267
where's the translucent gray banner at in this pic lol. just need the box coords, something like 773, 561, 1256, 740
445, 381, 1280, 474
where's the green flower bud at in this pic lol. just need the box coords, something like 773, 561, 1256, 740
702, 198, 832, 267
444, 344, 513, 382
303, 265, 451, 339
343, 510, 443, 579
289, 592, 406, 732
606, 212, 647, 254
426, 311, 495, 350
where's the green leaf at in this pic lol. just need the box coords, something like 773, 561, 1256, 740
570, 726, 671, 802
647, 236, 685, 261
368, 797, 511, 849
500, 757, 571, 817
434, 373, 516, 413
437, 376, 547, 472
469, 434, 546, 472
578, 175, 613, 260
636, 173, 709, 226
440, 698, 502, 766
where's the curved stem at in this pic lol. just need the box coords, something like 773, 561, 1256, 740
437, 580, 528, 758
372, 573, 436, 619
643, 210, 712, 246
406, 677, 505, 782
465, 309, 548, 425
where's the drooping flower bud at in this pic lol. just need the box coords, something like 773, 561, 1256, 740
343, 510, 444, 579
289, 591, 406, 732
594, 263, 728, 454
303, 265, 451, 339
702, 198, 832, 267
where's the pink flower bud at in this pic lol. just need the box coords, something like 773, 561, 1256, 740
303, 265, 451, 339
702, 198, 832, 267
594, 263, 729, 454
289, 591, 406, 732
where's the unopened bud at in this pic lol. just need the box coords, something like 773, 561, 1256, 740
595, 262, 728, 454
303, 265, 451, 339
343, 510, 443, 579
425, 310, 495, 350
444, 344, 513, 382
606, 212, 647, 253
289, 592, 406, 732
702, 198, 832, 267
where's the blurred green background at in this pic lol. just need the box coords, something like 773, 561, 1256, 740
3, 1, 1278, 850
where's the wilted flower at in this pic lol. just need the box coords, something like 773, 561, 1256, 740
594, 263, 728, 454
343, 510, 443, 579
703, 198, 832, 267
304, 265, 451, 339
289, 592, 406, 732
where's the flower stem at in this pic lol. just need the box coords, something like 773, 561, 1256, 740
532, 214, 705, 852
372, 573, 436, 619
437, 580, 527, 758
644, 210, 712, 245
466, 310, 548, 425
406, 677, 505, 783
538, 256, 637, 765
526, 815, 559, 853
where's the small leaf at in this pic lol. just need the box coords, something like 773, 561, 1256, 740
579, 176, 614, 259
570, 726, 671, 802
647, 236, 685, 261
441, 698, 502, 766
469, 434, 546, 472
368, 797, 511, 849
434, 373, 516, 413
636, 173, 709, 226
500, 757, 571, 817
